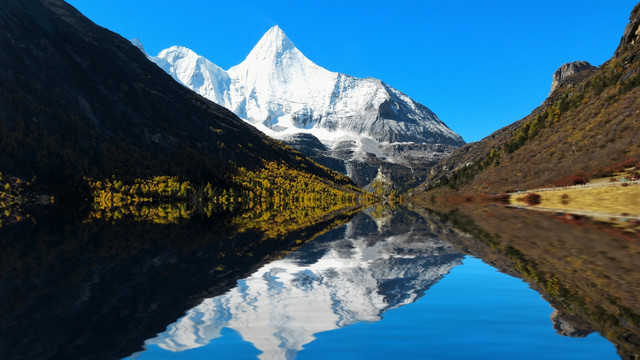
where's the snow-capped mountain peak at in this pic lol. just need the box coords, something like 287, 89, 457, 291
225, 26, 338, 134
145, 25, 462, 145
149, 45, 230, 105
241, 25, 297, 62
141, 26, 464, 185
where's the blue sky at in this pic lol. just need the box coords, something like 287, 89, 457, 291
67, 0, 637, 143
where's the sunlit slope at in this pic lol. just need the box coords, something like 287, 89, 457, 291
420, 3, 640, 194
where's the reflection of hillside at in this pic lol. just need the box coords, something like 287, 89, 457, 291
88, 199, 364, 240
140, 210, 464, 360
418, 204, 640, 359
0, 206, 358, 360
86, 163, 374, 238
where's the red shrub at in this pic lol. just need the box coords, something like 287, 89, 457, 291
593, 158, 638, 178
619, 158, 637, 168
553, 173, 587, 187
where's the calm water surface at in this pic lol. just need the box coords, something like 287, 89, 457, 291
125, 209, 619, 360
130, 256, 616, 360
1, 206, 636, 359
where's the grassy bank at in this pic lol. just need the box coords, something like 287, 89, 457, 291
511, 183, 640, 217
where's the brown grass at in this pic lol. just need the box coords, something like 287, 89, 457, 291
511, 185, 640, 215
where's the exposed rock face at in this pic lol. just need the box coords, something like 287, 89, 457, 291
549, 61, 597, 95
281, 133, 458, 188
551, 310, 596, 338
615, 3, 640, 58
283, 133, 347, 174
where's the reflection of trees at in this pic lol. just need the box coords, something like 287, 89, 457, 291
420, 205, 640, 359
0, 174, 53, 227
86, 161, 376, 237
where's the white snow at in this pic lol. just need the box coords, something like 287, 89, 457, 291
138, 25, 463, 161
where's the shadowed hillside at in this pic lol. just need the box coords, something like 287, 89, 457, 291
0, 0, 358, 201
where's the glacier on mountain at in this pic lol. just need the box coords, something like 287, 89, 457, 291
140, 211, 464, 359
134, 26, 464, 185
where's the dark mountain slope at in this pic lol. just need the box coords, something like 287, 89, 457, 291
0, 0, 354, 196
420, 2, 640, 194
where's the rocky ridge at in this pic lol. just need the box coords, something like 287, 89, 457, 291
549, 61, 597, 94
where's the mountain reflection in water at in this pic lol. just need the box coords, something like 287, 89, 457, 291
138, 208, 463, 359
0, 204, 635, 360
128, 204, 631, 360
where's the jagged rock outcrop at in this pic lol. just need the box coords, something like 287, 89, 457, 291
551, 310, 596, 338
615, 2, 640, 58
549, 61, 597, 95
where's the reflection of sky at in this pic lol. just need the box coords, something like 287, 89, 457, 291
300, 257, 617, 360
127, 256, 618, 360
133, 328, 260, 360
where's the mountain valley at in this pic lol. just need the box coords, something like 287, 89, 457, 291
1, 1, 640, 359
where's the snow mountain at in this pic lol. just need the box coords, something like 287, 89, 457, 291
138, 26, 464, 186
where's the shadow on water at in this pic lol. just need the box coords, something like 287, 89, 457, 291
0, 205, 360, 360
417, 203, 640, 360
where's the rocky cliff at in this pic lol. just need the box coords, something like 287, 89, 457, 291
549, 61, 597, 94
